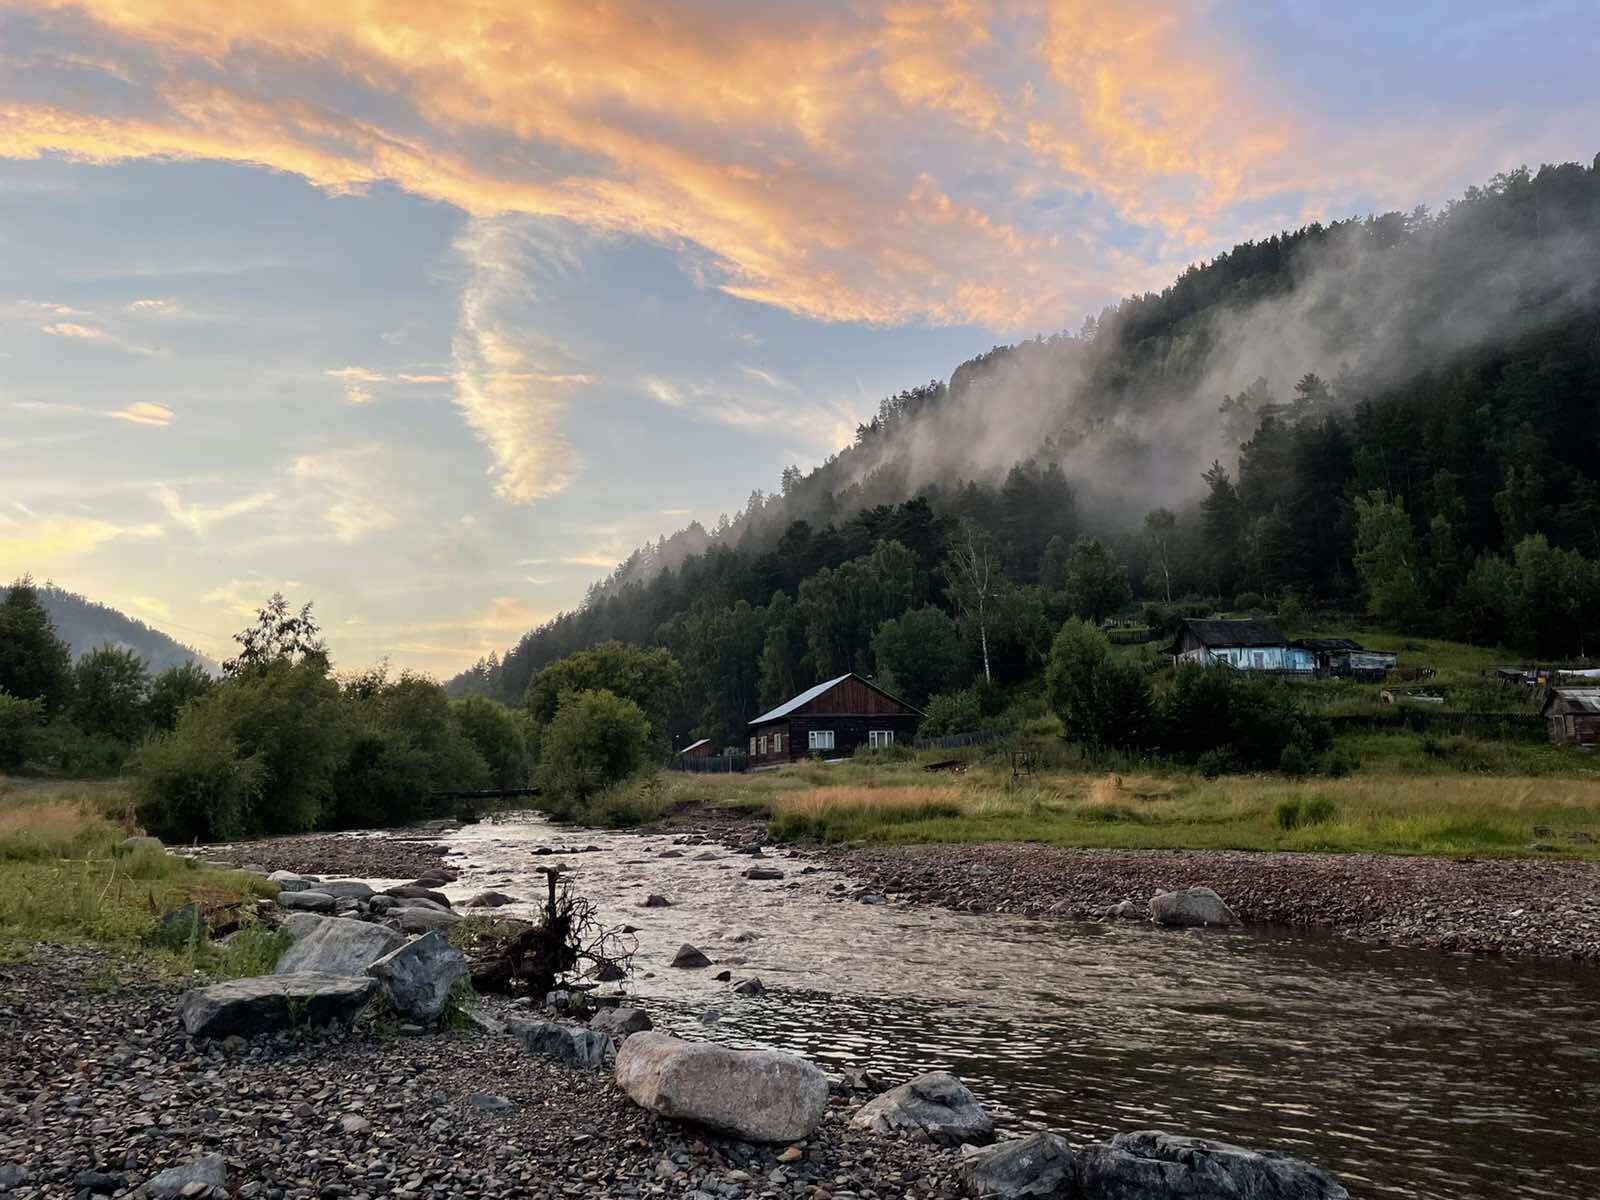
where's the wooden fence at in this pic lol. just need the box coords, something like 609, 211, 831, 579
674, 753, 749, 774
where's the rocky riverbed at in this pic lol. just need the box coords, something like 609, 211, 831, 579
0, 946, 962, 1200
814, 841, 1600, 959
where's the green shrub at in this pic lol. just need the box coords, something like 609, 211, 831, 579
1279, 743, 1311, 778
0, 691, 43, 769
1274, 796, 1303, 830
538, 689, 650, 816
133, 712, 264, 843
1276, 795, 1338, 830
919, 688, 984, 738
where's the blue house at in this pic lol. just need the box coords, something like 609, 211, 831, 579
1170, 618, 1315, 673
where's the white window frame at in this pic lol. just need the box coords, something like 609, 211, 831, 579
868, 730, 895, 749
758, 734, 768, 755
808, 728, 835, 751
748, 737, 756, 756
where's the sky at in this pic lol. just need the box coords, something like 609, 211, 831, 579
1, 1, 1597, 677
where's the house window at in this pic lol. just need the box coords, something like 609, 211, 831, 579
808, 729, 835, 751
772, 731, 784, 754
758, 735, 768, 755
748, 737, 756, 756
868, 730, 894, 749
1252, 651, 1266, 668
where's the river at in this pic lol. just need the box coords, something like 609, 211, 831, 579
424, 812, 1599, 1200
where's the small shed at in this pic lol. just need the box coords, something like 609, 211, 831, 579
1294, 637, 1399, 679
747, 673, 923, 766
677, 738, 715, 760
1541, 688, 1600, 746
1169, 618, 1315, 673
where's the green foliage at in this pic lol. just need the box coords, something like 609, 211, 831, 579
872, 607, 964, 708
223, 592, 328, 677
1354, 491, 1426, 630
0, 575, 75, 718
1063, 535, 1131, 623
525, 641, 681, 760
71, 645, 149, 742
919, 688, 984, 738
1279, 743, 1311, 779
801, 539, 922, 678
1162, 664, 1325, 772
1045, 619, 1154, 752
538, 688, 651, 813
0, 692, 43, 769
1276, 794, 1337, 829
451, 696, 528, 789
146, 662, 215, 732
133, 707, 265, 843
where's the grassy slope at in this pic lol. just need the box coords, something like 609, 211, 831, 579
0, 774, 283, 976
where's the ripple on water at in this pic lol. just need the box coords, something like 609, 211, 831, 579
435, 814, 1600, 1200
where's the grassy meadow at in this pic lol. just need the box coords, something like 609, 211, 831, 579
0, 773, 282, 976
611, 745, 1600, 860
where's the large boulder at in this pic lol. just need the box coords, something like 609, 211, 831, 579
384, 884, 451, 907
509, 1018, 610, 1068
115, 835, 163, 856
962, 1132, 1076, 1199
670, 943, 712, 968
1149, 888, 1238, 928
177, 973, 376, 1038
590, 1006, 653, 1036
318, 880, 376, 900
269, 870, 313, 892
464, 891, 521, 908
396, 905, 463, 933
141, 1153, 227, 1198
275, 915, 405, 976
1076, 1131, 1349, 1199
614, 1032, 828, 1143
850, 1071, 994, 1145
277, 890, 335, 913
367, 931, 468, 1022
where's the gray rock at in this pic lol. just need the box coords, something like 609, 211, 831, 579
464, 890, 521, 908
590, 1006, 653, 1036
742, 867, 785, 880
509, 1018, 609, 1068
1105, 900, 1144, 920
367, 930, 468, 1022
1149, 887, 1238, 928
280, 912, 328, 941
396, 905, 462, 933
962, 1132, 1076, 1198
275, 915, 405, 977
318, 879, 376, 900
615, 1032, 828, 1143
850, 1070, 994, 1145
339, 1114, 371, 1135
76, 1170, 127, 1195
643, 894, 672, 907
177, 973, 376, 1038
731, 976, 766, 996
470, 1093, 516, 1111
859, 892, 888, 905
465, 1008, 506, 1036
1075, 1131, 1349, 1199
268, 870, 312, 892
384, 884, 451, 907
115, 835, 163, 856
0, 1165, 31, 1189
141, 1154, 226, 1198
276, 890, 335, 913
670, 943, 712, 968
151, 902, 206, 947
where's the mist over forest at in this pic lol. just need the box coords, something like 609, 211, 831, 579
451, 157, 1600, 744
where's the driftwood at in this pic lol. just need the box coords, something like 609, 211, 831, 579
468, 867, 635, 997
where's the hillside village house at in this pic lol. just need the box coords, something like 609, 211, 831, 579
1294, 637, 1399, 679
676, 738, 715, 760
1542, 687, 1600, 746
748, 673, 923, 766
1169, 618, 1316, 673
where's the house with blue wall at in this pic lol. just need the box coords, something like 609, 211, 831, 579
1170, 618, 1316, 673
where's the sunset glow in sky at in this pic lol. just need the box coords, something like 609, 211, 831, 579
2, 1, 1596, 673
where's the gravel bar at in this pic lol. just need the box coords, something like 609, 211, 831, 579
0, 947, 960, 1200
819, 842, 1600, 960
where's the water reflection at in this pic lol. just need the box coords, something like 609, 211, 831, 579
439, 815, 1600, 1200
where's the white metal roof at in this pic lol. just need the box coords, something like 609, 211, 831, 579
678, 738, 712, 754
748, 673, 854, 726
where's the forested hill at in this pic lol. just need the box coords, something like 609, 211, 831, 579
450, 156, 1600, 742
0, 583, 218, 675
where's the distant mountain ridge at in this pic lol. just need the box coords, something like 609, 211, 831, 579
2, 583, 219, 675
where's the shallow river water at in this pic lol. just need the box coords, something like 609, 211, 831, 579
419, 813, 1599, 1200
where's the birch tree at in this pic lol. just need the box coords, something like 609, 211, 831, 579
942, 519, 1003, 685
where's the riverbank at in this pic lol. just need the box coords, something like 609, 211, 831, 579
0, 944, 962, 1199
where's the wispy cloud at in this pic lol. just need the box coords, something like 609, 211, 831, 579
107, 401, 173, 426
156, 484, 274, 534
287, 444, 400, 542
0, 511, 162, 575
127, 298, 179, 314
40, 320, 163, 357
325, 365, 452, 405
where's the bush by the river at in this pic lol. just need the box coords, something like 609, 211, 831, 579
538, 688, 651, 818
